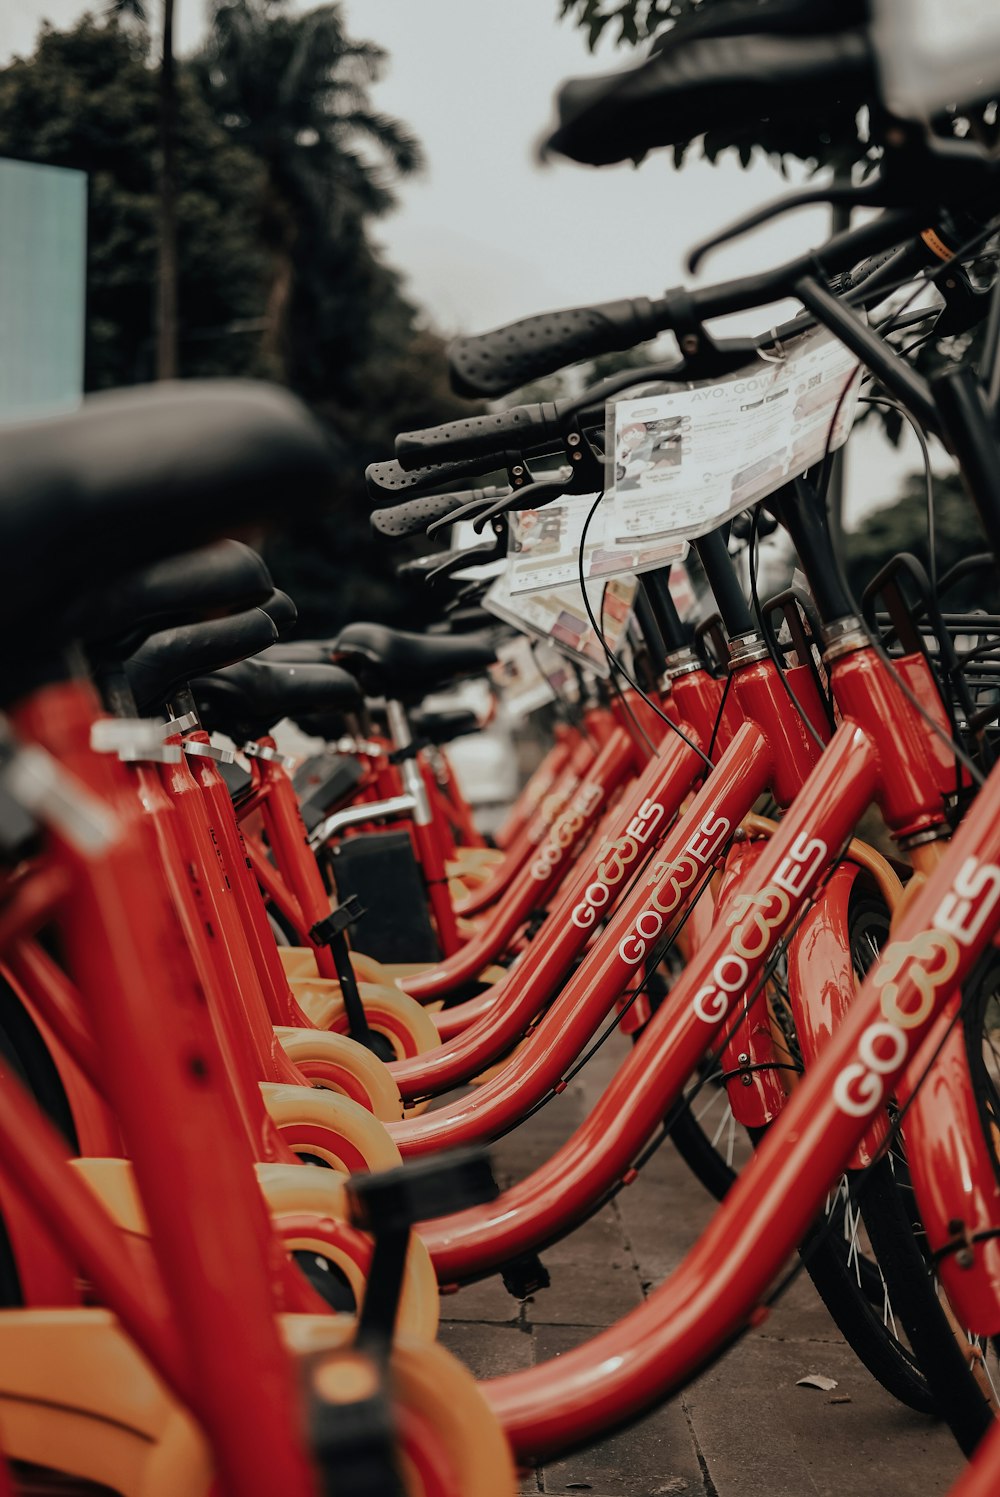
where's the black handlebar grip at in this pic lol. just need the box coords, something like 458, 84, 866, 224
371, 488, 497, 540
394, 403, 561, 473
448, 296, 668, 399
366, 452, 510, 501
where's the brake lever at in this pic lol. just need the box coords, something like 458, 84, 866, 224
562, 415, 607, 492
426, 520, 507, 585
425, 493, 507, 539
933, 261, 992, 337
396, 551, 446, 578
470, 469, 571, 532
690, 116, 1000, 279
426, 445, 565, 536
468, 418, 609, 530
688, 179, 888, 276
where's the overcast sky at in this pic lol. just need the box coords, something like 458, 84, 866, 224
2, 0, 946, 522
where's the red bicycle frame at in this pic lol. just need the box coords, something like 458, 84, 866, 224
390, 665, 735, 1093
414, 641, 958, 1282
6, 678, 316, 1497
455, 723, 602, 916
399, 725, 639, 1001
389, 647, 828, 1165
477, 739, 1000, 1463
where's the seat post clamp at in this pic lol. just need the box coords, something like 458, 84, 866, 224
161, 709, 199, 735
243, 740, 294, 768
90, 718, 183, 764
183, 739, 236, 765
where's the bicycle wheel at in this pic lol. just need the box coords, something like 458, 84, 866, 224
798, 897, 1000, 1434
918, 946, 1000, 1447
666, 883, 970, 1415
668, 1054, 745, 1199
962, 948, 1000, 1194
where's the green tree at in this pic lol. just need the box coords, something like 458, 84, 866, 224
191, 0, 422, 393
187, 0, 481, 635
844, 470, 999, 613
0, 15, 268, 386
0, 9, 480, 637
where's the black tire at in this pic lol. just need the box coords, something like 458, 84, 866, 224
666, 881, 974, 1417
791, 1154, 940, 1414
793, 896, 1000, 1434
917, 946, 1000, 1450
858, 1153, 994, 1453
961, 948, 1000, 1195
667, 1069, 741, 1201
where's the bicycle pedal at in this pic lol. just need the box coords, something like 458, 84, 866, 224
346, 1148, 498, 1234
500, 1253, 551, 1301
310, 894, 366, 944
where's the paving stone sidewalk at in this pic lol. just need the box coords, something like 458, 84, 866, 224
437, 1033, 967, 1497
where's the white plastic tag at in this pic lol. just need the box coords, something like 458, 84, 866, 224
607, 328, 861, 544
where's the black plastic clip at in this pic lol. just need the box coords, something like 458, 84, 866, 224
387, 739, 428, 766
693, 612, 730, 672
561, 413, 606, 492
934, 261, 991, 339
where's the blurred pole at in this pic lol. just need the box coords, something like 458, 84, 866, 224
156, 0, 179, 380
828, 197, 853, 563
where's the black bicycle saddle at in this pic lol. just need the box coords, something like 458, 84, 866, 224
545, 0, 872, 167
192, 659, 364, 743
82, 541, 274, 658
124, 609, 278, 712
0, 381, 333, 652
330, 622, 497, 700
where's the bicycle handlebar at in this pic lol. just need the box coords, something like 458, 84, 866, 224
547, 28, 873, 169
446, 207, 926, 400
371, 486, 507, 539
448, 298, 667, 399
395, 403, 565, 470
365, 451, 509, 500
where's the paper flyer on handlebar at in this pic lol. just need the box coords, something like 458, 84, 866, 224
505, 492, 686, 595
483, 564, 635, 679
488, 635, 556, 716
607, 328, 862, 543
